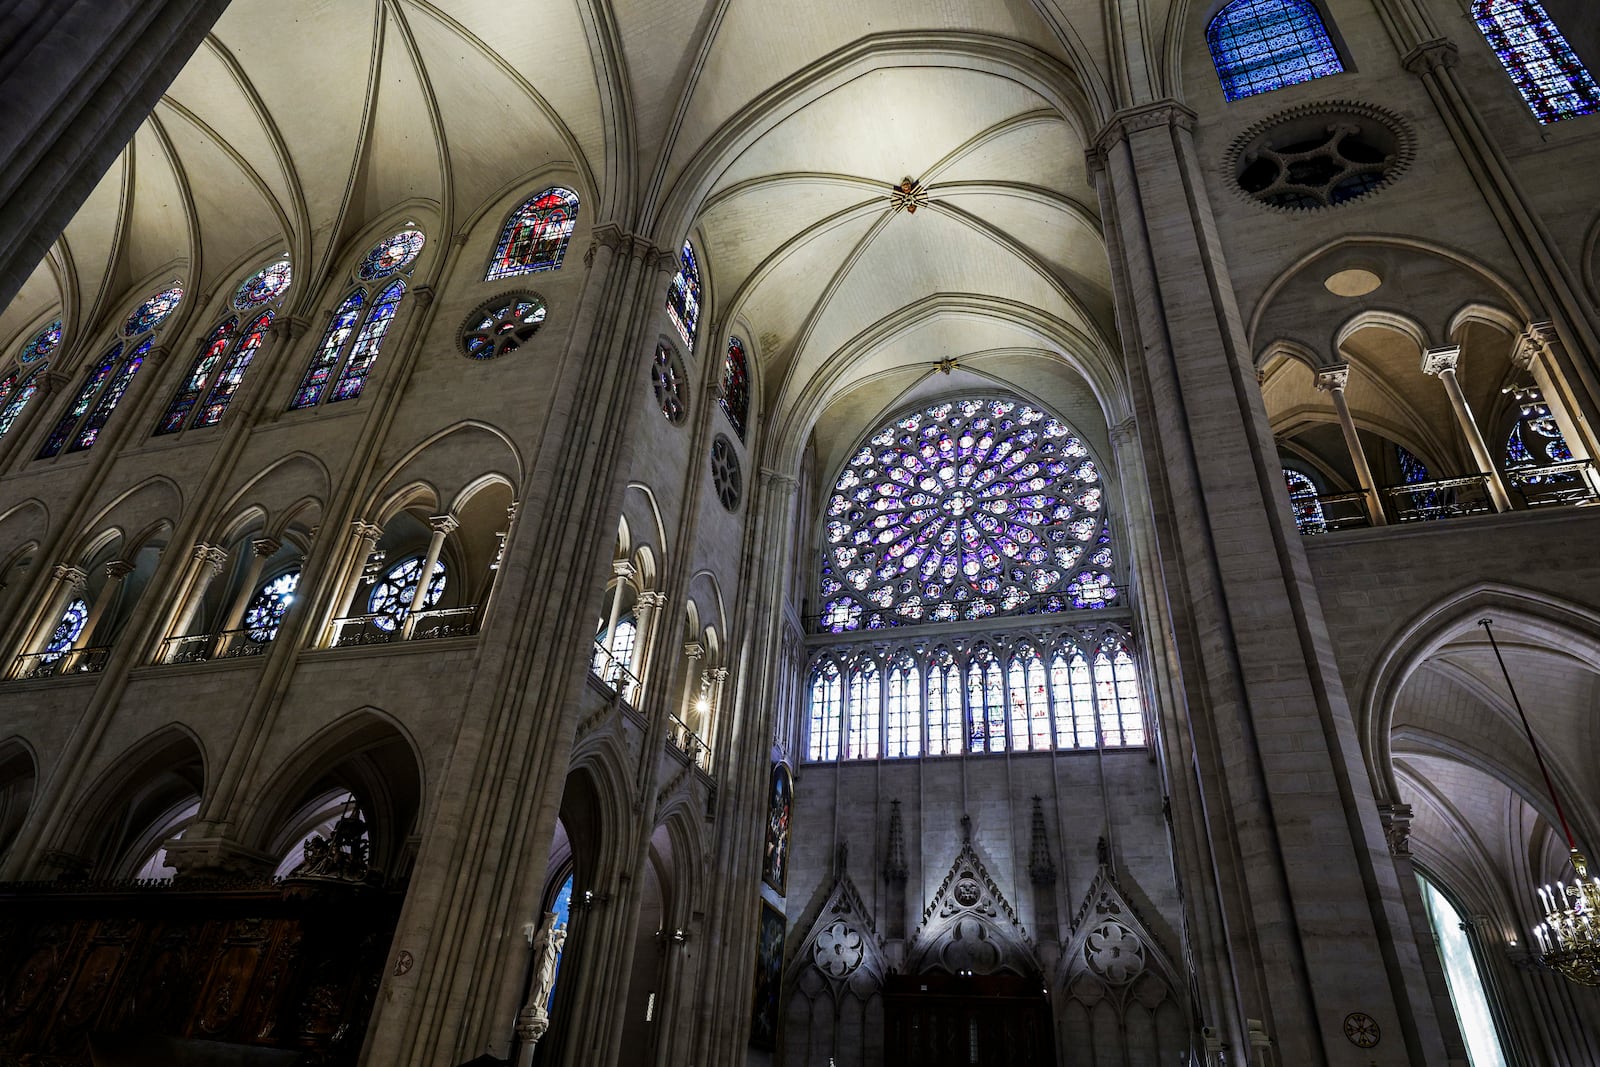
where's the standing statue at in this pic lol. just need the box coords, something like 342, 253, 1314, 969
515, 910, 566, 1067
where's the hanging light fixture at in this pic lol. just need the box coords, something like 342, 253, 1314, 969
1479, 618, 1600, 985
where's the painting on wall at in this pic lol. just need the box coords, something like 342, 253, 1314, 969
761, 761, 792, 895
749, 901, 786, 1050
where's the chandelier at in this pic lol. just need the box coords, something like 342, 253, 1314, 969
1480, 619, 1600, 985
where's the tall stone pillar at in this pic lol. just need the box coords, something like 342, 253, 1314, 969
65, 558, 134, 666
1091, 99, 1447, 1064
25, 562, 88, 660
1420, 346, 1512, 512
165, 543, 231, 653
213, 537, 281, 650
1314, 363, 1387, 525
400, 514, 457, 638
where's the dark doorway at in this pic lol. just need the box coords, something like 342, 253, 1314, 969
883, 972, 1055, 1067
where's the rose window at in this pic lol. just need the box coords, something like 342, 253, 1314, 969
652, 342, 686, 424
819, 397, 1115, 632
461, 293, 547, 359
711, 434, 741, 510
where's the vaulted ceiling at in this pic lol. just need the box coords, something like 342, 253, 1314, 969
0, 0, 1213, 457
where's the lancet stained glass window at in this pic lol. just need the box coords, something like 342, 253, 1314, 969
819, 397, 1114, 632
886, 653, 922, 758
487, 187, 579, 279
244, 570, 299, 642
196, 311, 273, 427
846, 659, 881, 759
330, 280, 405, 402
0, 368, 43, 440
807, 659, 843, 761
20, 319, 61, 364
720, 337, 750, 440
368, 556, 445, 631
1285, 468, 1326, 534
292, 290, 365, 409
156, 319, 237, 434
1473, 0, 1600, 124
1419, 875, 1510, 1067
1207, 0, 1344, 101
666, 242, 701, 352
40, 338, 156, 458
545, 873, 574, 1011
1505, 388, 1574, 473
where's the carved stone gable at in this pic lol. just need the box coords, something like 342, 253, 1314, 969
907, 823, 1036, 977
785, 862, 886, 1004
1061, 862, 1184, 1026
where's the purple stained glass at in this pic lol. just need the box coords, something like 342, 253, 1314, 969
819, 397, 1108, 631
0, 369, 42, 439
68, 338, 152, 452
124, 285, 183, 337
291, 289, 365, 409
1207, 0, 1344, 102
233, 258, 292, 309
20, 319, 61, 364
666, 242, 700, 352
487, 187, 579, 280
156, 319, 236, 435
329, 280, 405, 402
357, 230, 425, 281
1474, 0, 1600, 124
39, 344, 121, 458
196, 311, 272, 427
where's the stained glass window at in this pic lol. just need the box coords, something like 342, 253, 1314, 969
156, 318, 237, 435
368, 556, 445, 631
886, 653, 921, 758
70, 338, 151, 452
545, 872, 575, 1012
123, 285, 184, 337
1505, 388, 1574, 474
1009, 644, 1051, 751
0, 368, 43, 439
1050, 646, 1096, 749
41, 598, 89, 662
720, 337, 750, 440
1419, 876, 1510, 1067
358, 230, 425, 280
846, 659, 881, 759
1097, 638, 1146, 746
666, 242, 700, 352
967, 644, 1006, 753
1207, 0, 1344, 101
1473, 0, 1600, 124
807, 658, 843, 761
819, 397, 1114, 632
330, 280, 405, 402
487, 188, 579, 280
926, 646, 963, 756
244, 570, 299, 641
19, 319, 61, 364
196, 311, 272, 428
39, 344, 119, 457
461, 295, 546, 359
1285, 468, 1326, 534
40, 338, 153, 457
233, 257, 293, 310
590, 615, 639, 679
292, 290, 365, 409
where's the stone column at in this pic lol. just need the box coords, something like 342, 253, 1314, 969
322, 520, 383, 644
1514, 322, 1600, 493
212, 537, 280, 650
479, 501, 520, 621
698, 666, 729, 765
602, 559, 635, 659
166, 543, 230, 647
631, 590, 668, 692
401, 514, 458, 639
1091, 100, 1447, 1064
23, 562, 87, 667
677, 640, 705, 728
1421, 346, 1512, 511
1315, 363, 1387, 525
70, 559, 133, 650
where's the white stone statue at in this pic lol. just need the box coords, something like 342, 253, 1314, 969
515, 910, 566, 1067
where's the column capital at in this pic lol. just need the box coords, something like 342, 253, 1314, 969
611, 558, 636, 579
192, 543, 230, 572
1402, 37, 1460, 77
1314, 363, 1351, 392
1512, 320, 1559, 369
683, 640, 706, 660
37, 370, 72, 395
758, 466, 799, 491
1420, 345, 1461, 377
704, 666, 730, 684
249, 536, 282, 558
1089, 99, 1197, 170
409, 284, 436, 310
351, 520, 384, 542
1378, 802, 1414, 856
267, 314, 313, 344
143, 343, 173, 367
428, 514, 460, 536
636, 590, 668, 610
103, 559, 136, 581
1107, 416, 1138, 445
51, 563, 88, 590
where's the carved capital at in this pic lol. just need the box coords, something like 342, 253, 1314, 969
612, 558, 636, 579
1107, 416, 1138, 446
37, 370, 72, 396
350, 520, 384, 543
193, 543, 230, 574
103, 559, 136, 582
1090, 99, 1198, 169
409, 285, 436, 310
758, 466, 799, 492
268, 315, 313, 344
250, 537, 282, 558
143, 344, 172, 367
1403, 37, 1461, 76
1379, 802, 1414, 856
428, 514, 460, 536
635, 590, 668, 611
683, 640, 705, 660
51, 563, 89, 591
1513, 320, 1559, 370
704, 666, 730, 684
1421, 345, 1461, 377
1314, 363, 1351, 392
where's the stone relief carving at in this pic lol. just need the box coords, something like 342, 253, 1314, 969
908, 816, 1035, 977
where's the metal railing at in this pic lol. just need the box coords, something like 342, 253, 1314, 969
329, 606, 479, 648
1509, 459, 1598, 509
10, 646, 111, 680
590, 641, 640, 705
1304, 492, 1373, 532
1385, 474, 1496, 524
407, 606, 480, 642
667, 713, 711, 770
159, 628, 276, 664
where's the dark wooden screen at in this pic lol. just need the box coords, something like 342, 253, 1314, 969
883, 972, 1055, 1067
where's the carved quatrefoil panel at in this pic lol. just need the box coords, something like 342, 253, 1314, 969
813, 921, 865, 978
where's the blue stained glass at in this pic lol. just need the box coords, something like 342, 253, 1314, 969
39, 344, 121, 458
157, 319, 237, 435
545, 873, 574, 1012
124, 285, 183, 337
1397, 445, 1430, 484
69, 338, 152, 452
196, 311, 272, 427
0, 369, 42, 439
233, 258, 292, 309
20, 319, 61, 364
330, 280, 405, 402
292, 289, 366, 409
487, 188, 579, 280
358, 230, 425, 280
1207, 0, 1344, 102
40, 598, 89, 663
666, 242, 701, 352
1474, 0, 1600, 124
1505, 393, 1578, 484
368, 555, 445, 631
1285, 468, 1326, 534
244, 570, 299, 641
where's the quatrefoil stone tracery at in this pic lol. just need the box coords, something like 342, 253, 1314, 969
1084, 920, 1145, 985
813, 921, 865, 978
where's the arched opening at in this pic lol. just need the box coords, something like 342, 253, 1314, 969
0, 740, 38, 860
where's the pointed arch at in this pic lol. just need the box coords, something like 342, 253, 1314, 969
487, 186, 580, 279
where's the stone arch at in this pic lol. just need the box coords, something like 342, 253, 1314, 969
207, 451, 331, 544
240, 707, 425, 883
68, 476, 184, 562
0, 737, 38, 860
